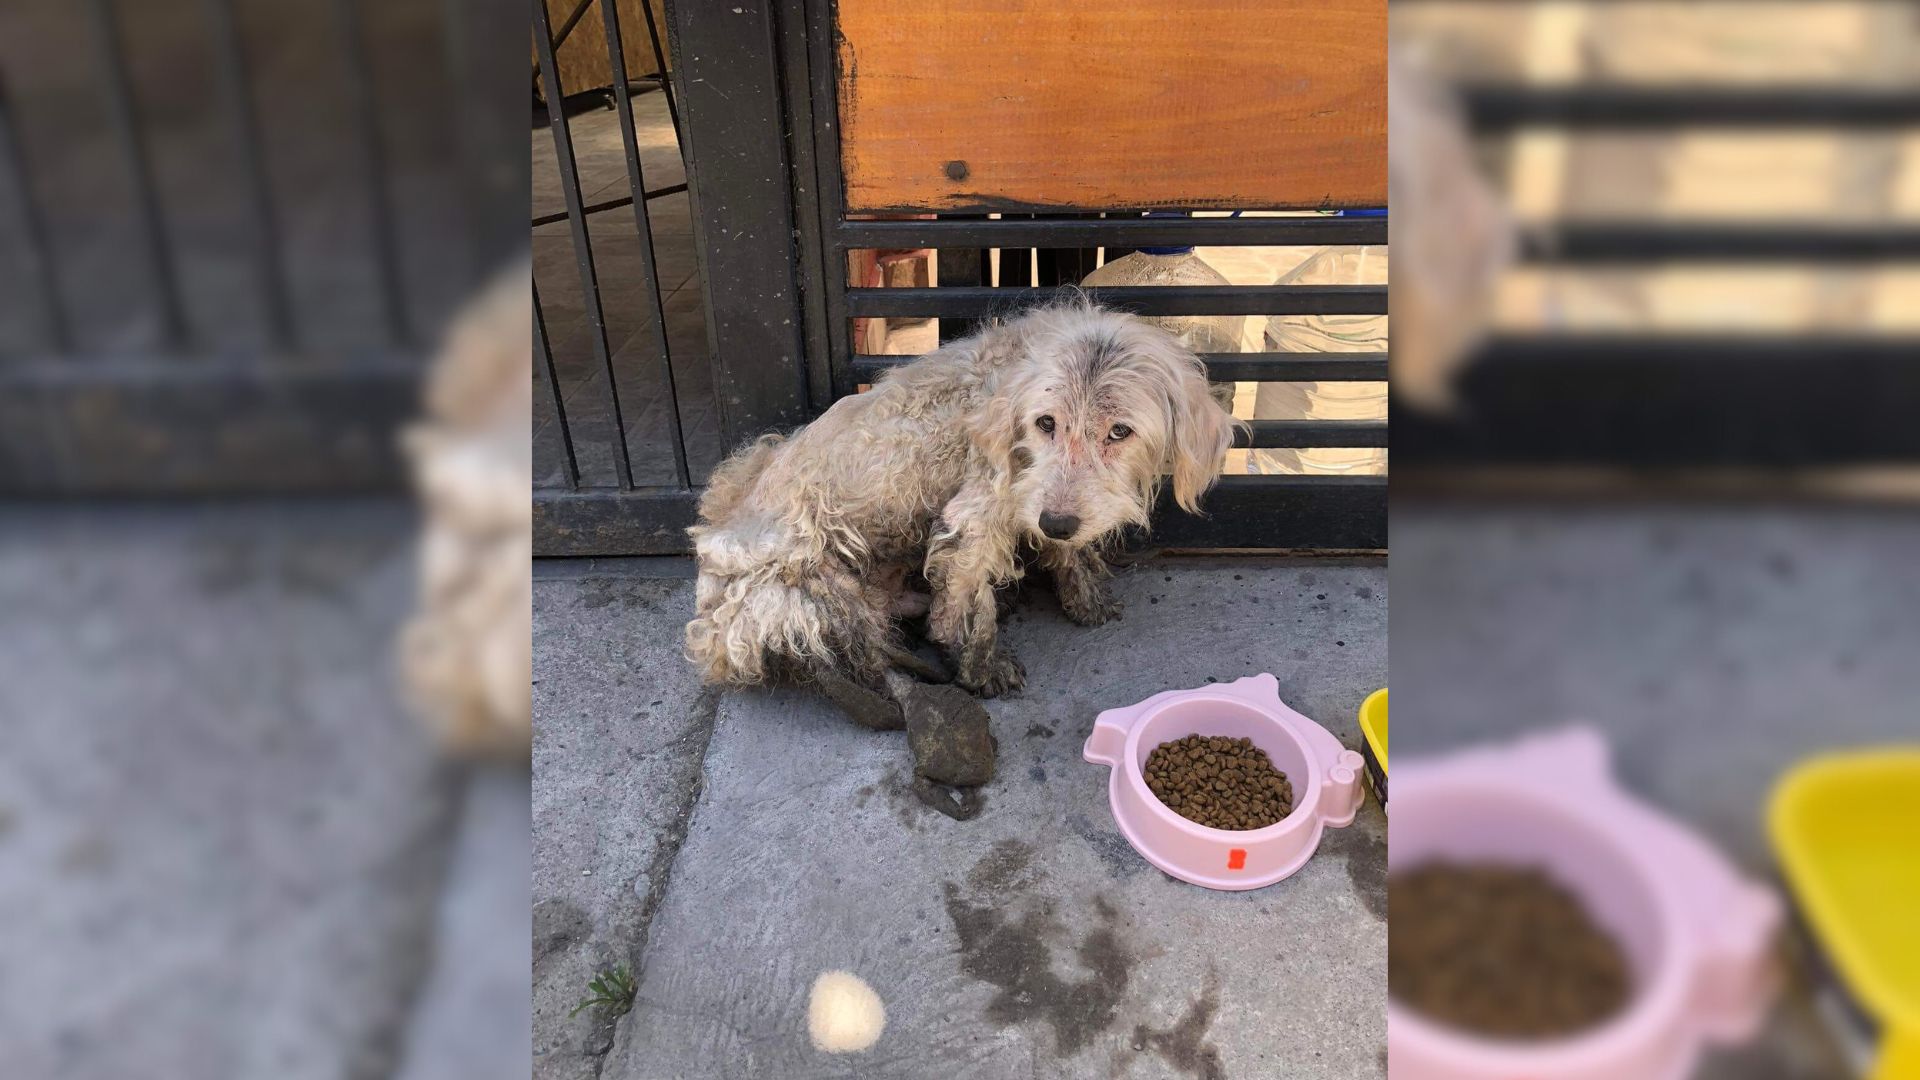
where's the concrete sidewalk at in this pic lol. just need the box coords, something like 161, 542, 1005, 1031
0, 503, 530, 1080
533, 557, 1387, 1080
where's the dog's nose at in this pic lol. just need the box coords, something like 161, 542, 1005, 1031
1038, 511, 1081, 541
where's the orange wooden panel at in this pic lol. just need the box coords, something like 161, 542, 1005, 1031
834, 0, 1386, 213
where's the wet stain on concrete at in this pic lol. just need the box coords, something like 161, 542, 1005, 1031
968, 838, 1037, 892
1323, 818, 1387, 921
1069, 812, 1143, 879
1130, 978, 1224, 1080
1029, 764, 1048, 783
876, 766, 929, 830
942, 879, 1132, 1055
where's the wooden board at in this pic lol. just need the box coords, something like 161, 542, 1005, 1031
833, 0, 1386, 212
539, 0, 669, 93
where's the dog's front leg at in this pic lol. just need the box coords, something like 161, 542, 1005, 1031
925, 495, 1024, 698
1040, 543, 1122, 627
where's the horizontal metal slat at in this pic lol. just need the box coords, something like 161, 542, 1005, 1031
1524, 223, 1920, 263
533, 476, 1388, 555
1466, 86, 1920, 130
836, 215, 1386, 250
1395, 333, 1920, 467
1199, 352, 1389, 382
533, 487, 703, 557
530, 182, 689, 228
851, 351, 1390, 383
844, 284, 1388, 318
1237, 420, 1388, 449
1149, 474, 1387, 550
0, 358, 420, 494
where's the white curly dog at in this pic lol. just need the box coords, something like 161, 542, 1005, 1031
685, 301, 1238, 703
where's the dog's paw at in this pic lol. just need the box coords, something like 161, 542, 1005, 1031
1062, 589, 1122, 627
962, 650, 1026, 698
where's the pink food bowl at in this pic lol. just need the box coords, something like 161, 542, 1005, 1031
1390, 728, 1782, 1080
1082, 673, 1366, 891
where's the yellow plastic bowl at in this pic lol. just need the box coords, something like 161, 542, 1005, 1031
1771, 748, 1920, 1079
1357, 688, 1388, 807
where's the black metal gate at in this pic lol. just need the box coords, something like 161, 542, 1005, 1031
0, 0, 521, 493
532, 0, 1389, 555
1392, 25, 1920, 471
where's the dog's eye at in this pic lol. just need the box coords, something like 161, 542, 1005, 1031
1036, 415, 1055, 434
1108, 423, 1133, 442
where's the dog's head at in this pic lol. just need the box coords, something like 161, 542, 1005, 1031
975, 304, 1239, 547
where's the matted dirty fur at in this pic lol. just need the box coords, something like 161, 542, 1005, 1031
399, 263, 533, 759
686, 302, 1239, 698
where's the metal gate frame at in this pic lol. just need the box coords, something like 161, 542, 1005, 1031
532, 0, 1390, 554
1393, 57, 1920, 470
1, 1, 522, 495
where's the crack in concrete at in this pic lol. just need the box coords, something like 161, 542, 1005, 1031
594, 685, 723, 1079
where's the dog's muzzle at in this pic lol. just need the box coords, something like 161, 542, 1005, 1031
1038, 511, 1081, 541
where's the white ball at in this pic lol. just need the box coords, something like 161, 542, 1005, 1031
807, 970, 886, 1053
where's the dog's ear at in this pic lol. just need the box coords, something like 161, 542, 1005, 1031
1166, 353, 1237, 513
966, 388, 1028, 480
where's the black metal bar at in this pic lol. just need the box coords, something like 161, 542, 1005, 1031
1001, 218, 1035, 288
88, 0, 186, 346
773, 0, 834, 411
534, 4, 636, 489
1147, 475, 1387, 551
1, 358, 419, 493
1235, 420, 1388, 450
852, 351, 1391, 383
935, 243, 986, 343
549, 0, 594, 49
1102, 210, 1144, 263
838, 214, 1386, 250
669, 0, 812, 446
534, 486, 705, 556
1198, 353, 1389, 382
799, 0, 855, 398
440, 0, 479, 283
844, 285, 1388, 318
335, 0, 409, 343
529, 183, 688, 228
0, 87, 67, 349
636, 0, 682, 145
204, 0, 293, 346
1524, 223, 1920, 263
533, 281, 579, 490
1395, 334, 1920, 467
1466, 85, 1920, 131
532, 476, 1388, 556
600, 0, 689, 488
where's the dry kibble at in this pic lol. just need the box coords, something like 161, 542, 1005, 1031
1142, 733, 1294, 830
1388, 862, 1633, 1040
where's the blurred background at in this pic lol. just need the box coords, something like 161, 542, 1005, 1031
0, 1, 529, 1077
1390, 1, 1920, 1076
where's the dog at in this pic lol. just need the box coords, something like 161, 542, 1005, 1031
399, 262, 533, 759
685, 301, 1239, 700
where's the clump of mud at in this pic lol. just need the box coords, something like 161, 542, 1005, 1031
901, 682, 996, 820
